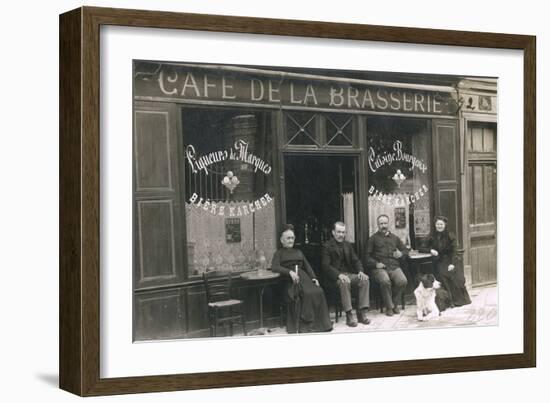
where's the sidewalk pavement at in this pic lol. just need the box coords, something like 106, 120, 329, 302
268, 284, 498, 335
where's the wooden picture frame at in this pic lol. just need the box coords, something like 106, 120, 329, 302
59, 6, 536, 396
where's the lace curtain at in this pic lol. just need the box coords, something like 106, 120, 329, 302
342, 192, 355, 243
186, 201, 276, 277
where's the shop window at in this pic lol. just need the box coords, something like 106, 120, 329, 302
367, 117, 432, 249
182, 107, 276, 278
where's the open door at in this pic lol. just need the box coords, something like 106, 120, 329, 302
283, 155, 358, 276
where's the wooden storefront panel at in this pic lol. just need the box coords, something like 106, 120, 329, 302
134, 289, 185, 341
133, 103, 185, 289
432, 119, 462, 245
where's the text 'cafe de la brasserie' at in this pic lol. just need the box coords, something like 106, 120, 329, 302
132, 61, 497, 340
155, 68, 451, 114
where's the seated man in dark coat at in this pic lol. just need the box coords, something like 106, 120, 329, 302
366, 214, 409, 316
321, 221, 371, 327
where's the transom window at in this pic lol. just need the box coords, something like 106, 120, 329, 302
285, 111, 319, 146
326, 114, 354, 146
283, 111, 357, 149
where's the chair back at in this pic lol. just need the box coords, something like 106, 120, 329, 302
203, 271, 233, 303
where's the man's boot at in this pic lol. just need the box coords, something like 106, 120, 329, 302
357, 308, 371, 325
346, 310, 357, 327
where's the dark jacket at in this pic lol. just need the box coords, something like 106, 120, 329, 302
321, 238, 365, 282
366, 231, 408, 271
419, 231, 459, 272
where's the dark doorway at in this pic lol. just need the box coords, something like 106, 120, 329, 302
284, 155, 358, 277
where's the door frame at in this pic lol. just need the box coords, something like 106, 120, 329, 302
275, 110, 369, 258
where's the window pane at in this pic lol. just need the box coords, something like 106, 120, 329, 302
285, 111, 318, 146
182, 108, 276, 278
326, 114, 353, 146
367, 117, 431, 249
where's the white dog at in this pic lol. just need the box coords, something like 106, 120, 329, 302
414, 274, 441, 321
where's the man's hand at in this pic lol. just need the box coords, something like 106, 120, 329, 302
289, 271, 300, 283
358, 272, 369, 281
375, 262, 386, 269
393, 249, 403, 259
312, 278, 320, 286
337, 273, 350, 284
448, 264, 455, 272
430, 249, 439, 257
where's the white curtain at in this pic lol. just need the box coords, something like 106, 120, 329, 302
185, 201, 276, 275
342, 192, 355, 243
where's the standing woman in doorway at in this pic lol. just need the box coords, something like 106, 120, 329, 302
271, 224, 332, 333
421, 216, 472, 307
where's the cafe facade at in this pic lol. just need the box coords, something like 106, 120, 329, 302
133, 61, 497, 341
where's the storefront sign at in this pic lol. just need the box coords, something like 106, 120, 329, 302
135, 64, 457, 115
368, 184, 430, 206
186, 139, 272, 176
188, 192, 273, 217
368, 140, 428, 173
186, 139, 274, 216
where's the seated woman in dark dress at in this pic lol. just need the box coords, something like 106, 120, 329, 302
271, 225, 332, 333
420, 216, 472, 307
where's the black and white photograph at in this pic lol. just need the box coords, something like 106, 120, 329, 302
132, 61, 498, 341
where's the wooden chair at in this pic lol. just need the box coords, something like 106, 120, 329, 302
203, 272, 247, 337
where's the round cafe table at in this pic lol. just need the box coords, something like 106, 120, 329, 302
240, 270, 280, 335
407, 251, 433, 286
